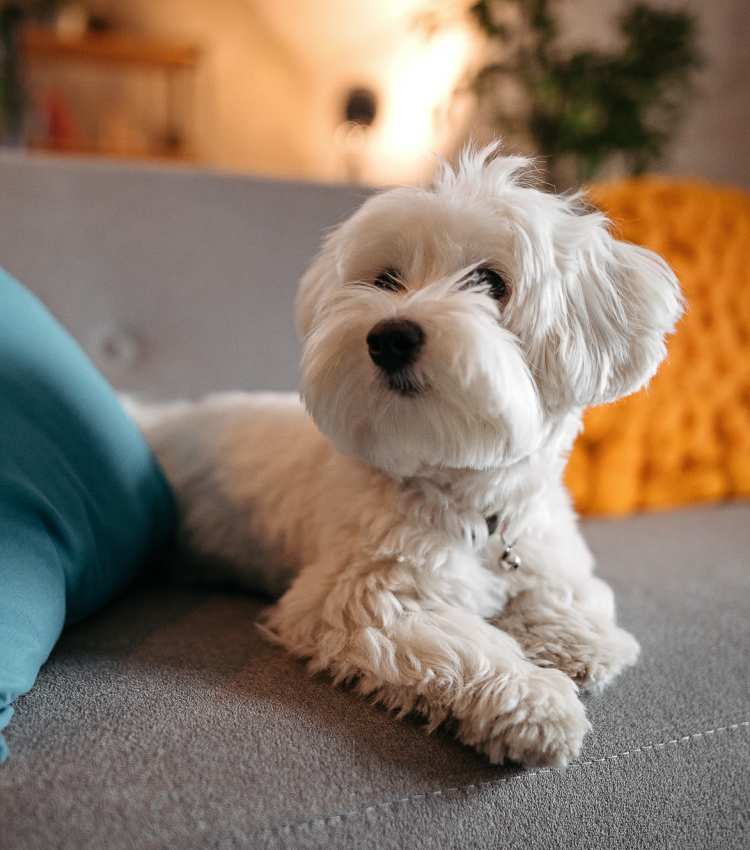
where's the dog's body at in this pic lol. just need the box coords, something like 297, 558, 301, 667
132, 146, 682, 767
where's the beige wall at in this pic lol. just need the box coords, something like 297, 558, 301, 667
87, 0, 475, 184
87, 0, 749, 188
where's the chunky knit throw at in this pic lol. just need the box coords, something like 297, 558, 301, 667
567, 178, 750, 516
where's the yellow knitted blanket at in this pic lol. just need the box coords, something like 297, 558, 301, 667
566, 177, 750, 515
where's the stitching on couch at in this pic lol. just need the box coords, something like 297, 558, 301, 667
263, 719, 750, 839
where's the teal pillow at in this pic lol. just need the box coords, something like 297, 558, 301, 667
0, 269, 176, 761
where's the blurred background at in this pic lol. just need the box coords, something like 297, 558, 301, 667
1, 0, 747, 189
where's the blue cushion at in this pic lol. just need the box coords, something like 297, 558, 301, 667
0, 269, 176, 761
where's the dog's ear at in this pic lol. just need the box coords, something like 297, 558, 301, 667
295, 232, 338, 340
536, 209, 683, 409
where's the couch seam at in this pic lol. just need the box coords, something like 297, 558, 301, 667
262, 719, 750, 840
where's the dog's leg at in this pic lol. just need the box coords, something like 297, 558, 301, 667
489, 485, 639, 690
263, 566, 590, 767
491, 582, 640, 691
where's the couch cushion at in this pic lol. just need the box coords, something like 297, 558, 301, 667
2, 503, 748, 849
0, 154, 365, 399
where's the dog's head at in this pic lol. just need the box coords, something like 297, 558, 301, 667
297, 144, 683, 476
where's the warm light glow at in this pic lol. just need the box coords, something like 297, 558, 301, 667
367, 25, 474, 184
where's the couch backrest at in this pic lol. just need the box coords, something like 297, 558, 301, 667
0, 154, 366, 398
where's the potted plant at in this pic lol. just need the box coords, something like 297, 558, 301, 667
463, 0, 701, 185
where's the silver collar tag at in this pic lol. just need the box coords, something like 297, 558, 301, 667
486, 512, 521, 571
499, 534, 522, 570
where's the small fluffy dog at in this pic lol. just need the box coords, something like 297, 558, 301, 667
133, 145, 682, 767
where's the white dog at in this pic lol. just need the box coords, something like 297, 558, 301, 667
132, 145, 682, 767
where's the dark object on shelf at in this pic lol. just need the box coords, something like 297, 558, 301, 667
344, 86, 378, 128
467, 0, 702, 184
87, 15, 113, 34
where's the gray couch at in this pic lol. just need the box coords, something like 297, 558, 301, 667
1, 155, 748, 850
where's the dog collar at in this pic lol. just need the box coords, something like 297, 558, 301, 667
485, 513, 522, 571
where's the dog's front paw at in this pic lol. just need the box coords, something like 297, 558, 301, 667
525, 621, 640, 691
459, 667, 590, 768
497, 594, 641, 692
564, 624, 640, 691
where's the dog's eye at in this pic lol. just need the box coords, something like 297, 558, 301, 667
478, 267, 510, 303
465, 266, 510, 304
373, 268, 404, 293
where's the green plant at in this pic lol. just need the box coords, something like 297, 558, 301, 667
467, 0, 701, 183
0, 3, 26, 143
0, 1, 58, 144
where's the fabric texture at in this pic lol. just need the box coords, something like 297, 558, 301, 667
2, 503, 748, 849
0, 269, 176, 761
567, 178, 750, 516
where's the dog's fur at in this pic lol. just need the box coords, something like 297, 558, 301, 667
132, 145, 682, 767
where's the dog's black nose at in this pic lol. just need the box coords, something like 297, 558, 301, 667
367, 318, 425, 373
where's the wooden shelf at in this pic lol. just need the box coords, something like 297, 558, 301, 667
22, 26, 201, 70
